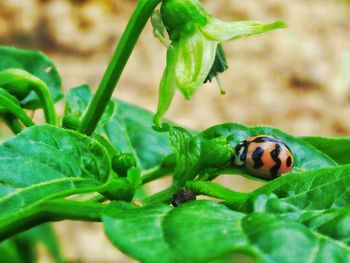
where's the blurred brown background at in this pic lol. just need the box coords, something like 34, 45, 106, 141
1, 0, 350, 262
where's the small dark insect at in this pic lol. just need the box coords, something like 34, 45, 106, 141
172, 188, 196, 207
234, 135, 294, 180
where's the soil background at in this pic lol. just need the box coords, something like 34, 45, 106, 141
1, 0, 350, 262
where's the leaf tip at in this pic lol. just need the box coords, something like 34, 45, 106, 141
271, 20, 288, 29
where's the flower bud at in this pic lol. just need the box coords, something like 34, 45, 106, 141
62, 115, 80, 130
112, 152, 137, 177
200, 136, 234, 168
160, 0, 208, 40
101, 178, 135, 202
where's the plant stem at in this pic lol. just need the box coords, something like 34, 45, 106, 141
142, 166, 172, 185
0, 94, 35, 128
141, 185, 177, 205
30, 78, 57, 126
185, 181, 249, 202
2, 114, 23, 134
0, 200, 106, 241
41, 199, 105, 221
79, 0, 162, 135
0, 70, 56, 125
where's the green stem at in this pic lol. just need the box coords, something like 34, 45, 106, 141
142, 166, 172, 185
30, 79, 57, 125
41, 199, 105, 221
0, 69, 57, 125
185, 181, 249, 202
141, 185, 177, 205
0, 200, 106, 241
0, 94, 35, 128
86, 194, 108, 203
79, 0, 162, 135
2, 114, 23, 134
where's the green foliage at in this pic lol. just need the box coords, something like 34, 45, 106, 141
0, 240, 23, 263
302, 136, 350, 164
230, 164, 350, 213
1, 2, 350, 263
169, 127, 201, 187
1, 224, 64, 263
64, 85, 172, 170
0, 46, 62, 109
104, 201, 350, 263
0, 125, 110, 239
63, 84, 116, 130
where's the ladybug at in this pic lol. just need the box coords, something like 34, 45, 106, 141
234, 135, 294, 180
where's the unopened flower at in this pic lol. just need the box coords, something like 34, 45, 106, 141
153, 0, 287, 128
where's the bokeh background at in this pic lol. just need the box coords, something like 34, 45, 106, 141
1, 0, 350, 262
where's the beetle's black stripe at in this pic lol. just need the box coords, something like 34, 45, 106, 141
286, 156, 292, 167
270, 144, 282, 178
251, 136, 280, 143
252, 136, 293, 153
235, 141, 249, 162
252, 146, 264, 169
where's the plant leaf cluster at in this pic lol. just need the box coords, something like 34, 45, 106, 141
0, 1, 349, 262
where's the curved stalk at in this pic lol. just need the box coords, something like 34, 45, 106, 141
0, 200, 106, 242
0, 93, 35, 128
2, 114, 24, 134
185, 181, 249, 202
141, 185, 177, 205
29, 78, 57, 125
0, 69, 56, 125
141, 166, 172, 185
79, 0, 162, 135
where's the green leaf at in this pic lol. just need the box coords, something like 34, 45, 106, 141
199, 136, 233, 168
0, 125, 110, 238
6, 224, 64, 263
104, 201, 350, 263
16, 224, 64, 263
222, 164, 350, 247
64, 84, 91, 121
198, 123, 337, 179
0, 240, 22, 263
239, 212, 350, 263
0, 224, 63, 263
127, 167, 142, 188
64, 85, 172, 170
104, 100, 172, 170
103, 202, 174, 263
299, 206, 350, 246
0, 45, 63, 109
64, 84, 116, 130
232, 164, 350, 214
169, 127, 201, 187
302, 136, 350, 165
